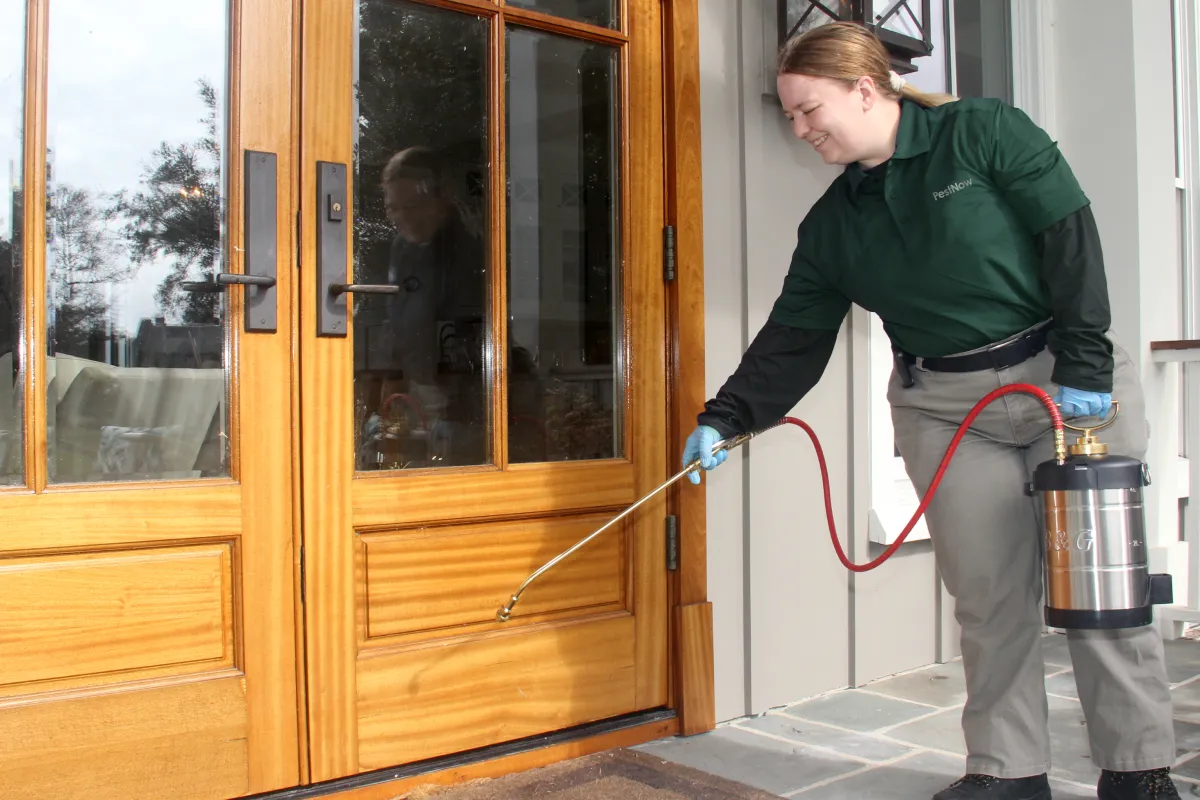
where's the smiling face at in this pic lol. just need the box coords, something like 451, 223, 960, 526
777, 72, 894, 168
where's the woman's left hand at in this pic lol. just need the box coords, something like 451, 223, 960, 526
1055, 386, 1113, 419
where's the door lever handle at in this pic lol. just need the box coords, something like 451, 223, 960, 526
183, 273, 278, 292
182, 273, 277, 292
328, 283, 400, 297
221, 273, 277, 288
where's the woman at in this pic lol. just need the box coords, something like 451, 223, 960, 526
683, 22, 1178, 800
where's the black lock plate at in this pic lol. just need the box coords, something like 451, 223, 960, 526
317, 161, 348, 337
244, 150, 278, 333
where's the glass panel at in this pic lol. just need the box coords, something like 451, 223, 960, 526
951, 0, 1013, 102
780, 0, 847, 42
506, 0, 618, 29
506, 27, 621, 464
45, 1, 230, 483
0, 0, 25, 486
870, 0, 925, 41
353, 0, 490, 471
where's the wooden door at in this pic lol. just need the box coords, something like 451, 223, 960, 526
299, 0, 669, 779
0, 1, 300, 798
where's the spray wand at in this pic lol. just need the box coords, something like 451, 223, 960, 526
496, 383, 1065, 622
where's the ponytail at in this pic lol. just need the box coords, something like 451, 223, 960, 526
892, 74, 957, 108
778, 21, 958, 107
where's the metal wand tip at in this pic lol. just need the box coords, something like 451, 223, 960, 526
497, 598, 517, 622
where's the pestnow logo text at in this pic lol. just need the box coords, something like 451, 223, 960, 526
933, 178, 973, 200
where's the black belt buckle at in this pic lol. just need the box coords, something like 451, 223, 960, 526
893, 348, 915, 388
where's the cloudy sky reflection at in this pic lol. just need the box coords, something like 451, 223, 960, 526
2, 0, 228, 333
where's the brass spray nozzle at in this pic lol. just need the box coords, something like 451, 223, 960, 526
497, 596, 519, 623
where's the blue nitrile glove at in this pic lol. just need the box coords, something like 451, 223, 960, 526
1056, 386, 1113, 419
683, 425, 727, 485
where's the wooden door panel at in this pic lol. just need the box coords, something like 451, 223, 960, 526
0, 676, 250, 800
351, 461, 636, 528
0, 0, 300, 796
355, 614, 637, 770
359, 513, 627, 640
0, 544, 234, 693
0, 484, 241, 549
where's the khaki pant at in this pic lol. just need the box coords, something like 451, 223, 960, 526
887, 334, 1175, 779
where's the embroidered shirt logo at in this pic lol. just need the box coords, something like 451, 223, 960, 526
932, 178, 973, 201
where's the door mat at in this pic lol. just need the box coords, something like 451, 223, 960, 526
400, 748, 781, 800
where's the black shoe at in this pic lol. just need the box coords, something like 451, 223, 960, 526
933, 773, 1052, 799
1098, 768, 1182, 799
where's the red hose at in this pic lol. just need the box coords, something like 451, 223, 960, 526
783, 383, 1063, 573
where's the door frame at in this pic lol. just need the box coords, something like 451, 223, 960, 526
662, 0, 712, 740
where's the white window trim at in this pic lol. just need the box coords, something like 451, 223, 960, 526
1177, 0, 1200, 340
1175, 0, 1200, 614
1009, 0, 1057, 138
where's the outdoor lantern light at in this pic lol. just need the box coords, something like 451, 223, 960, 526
776, 0, 935, 75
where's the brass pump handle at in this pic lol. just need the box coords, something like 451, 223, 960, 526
1060, 399, 1120, 435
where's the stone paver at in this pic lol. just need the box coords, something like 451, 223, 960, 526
636, 631, 1200, 797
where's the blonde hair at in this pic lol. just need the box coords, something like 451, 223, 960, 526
776, 21, 956, 108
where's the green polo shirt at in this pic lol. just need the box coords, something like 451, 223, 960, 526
768, 97, 1107, 387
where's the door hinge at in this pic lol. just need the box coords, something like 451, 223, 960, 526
663, 225, 676, 282
299, 544, 306, 604
666, 515, 679, 571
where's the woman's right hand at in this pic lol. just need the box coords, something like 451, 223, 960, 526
682, 425, 727, 485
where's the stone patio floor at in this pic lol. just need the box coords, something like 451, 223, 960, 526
635, 632, 1200, 798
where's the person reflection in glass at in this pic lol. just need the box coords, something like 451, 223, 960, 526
379, 146, 486, 467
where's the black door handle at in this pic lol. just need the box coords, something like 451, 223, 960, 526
224, 272, 278, 287
329, 283, 400, 297
183, 272, 278, 292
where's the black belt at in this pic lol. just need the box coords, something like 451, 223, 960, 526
894, 324, 1050, 386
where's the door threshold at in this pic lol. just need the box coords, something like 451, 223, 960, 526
244, 708, 678, 800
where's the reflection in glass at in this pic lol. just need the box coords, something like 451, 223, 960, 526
505, 0, 617, 29
353, 0, 490, 471
0, 0, 25, 485
506, 28, 621, 463
45, 0, 230, 483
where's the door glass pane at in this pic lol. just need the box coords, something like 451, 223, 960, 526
353, 0, 490, 472
505, 0, 618, 29
506, 27, 621, 464
0, 0, 25, 486
45, 0, 230, 483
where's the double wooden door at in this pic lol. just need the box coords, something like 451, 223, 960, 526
0, 0, 669, 797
